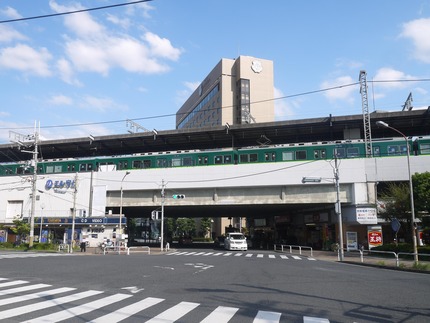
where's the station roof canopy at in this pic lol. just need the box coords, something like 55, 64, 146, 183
1, 109, 429, 163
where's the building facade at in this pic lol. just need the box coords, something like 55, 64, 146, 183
176, 56, 274, 129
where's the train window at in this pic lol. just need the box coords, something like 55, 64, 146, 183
215, 155, 222, 164
198, 156, 208, 165
421, 143, 430, 154
183, 157, 193, 166
157, 158, 168, 168
46, 165, 55, 173
265, 152, 276, 161
373, 146, 380, 157
314, 149, 326, 159
172, 158, 181, 167
224, 155, 232, 163
133, 160, 143, 169
118, 161, 127, 170
347, 147, 359, 158
295, 150, 307, 160
282, 151, 294, 161
54, 165, 62, 173
88, 163, 94, 171
240, 154, 249, 163
250, 153, 258, 162
79, 164, 87, 171
400, 145, 407, 154
143, 160, 151, 168
387, 145, 400, 155
67, 164, 76, 172
334, 148, 346, 158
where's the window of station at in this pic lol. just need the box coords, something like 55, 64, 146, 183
295, 150, 307, 160
313, 149, 326, 159
198, 156, 208, 165
67, 164, 76, 172
265, 152, 276, 161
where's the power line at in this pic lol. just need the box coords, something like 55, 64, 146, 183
0, 0, 153, 24
1, 78, 429, 132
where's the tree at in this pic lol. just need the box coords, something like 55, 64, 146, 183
176, 218, 196, 237
10, 217, 30, 243
413, 171, 430, 214
199, 217, 212, 238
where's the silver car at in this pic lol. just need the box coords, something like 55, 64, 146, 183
224, 232, 248, 251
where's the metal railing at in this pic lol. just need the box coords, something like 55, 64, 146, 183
58, 244, 70, 253
353, 249, 429, 267
274, 244, 313, 257
127, 246, 151, 255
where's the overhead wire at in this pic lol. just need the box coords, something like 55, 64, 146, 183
0, 0, 153, 24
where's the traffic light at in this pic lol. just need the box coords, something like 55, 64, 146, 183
172, 194, 185, 199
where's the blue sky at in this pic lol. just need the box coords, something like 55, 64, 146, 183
1, 0, 429, 143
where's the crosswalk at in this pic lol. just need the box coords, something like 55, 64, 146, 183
167, 250, 317, 260
0, 277, 330, 322
0, 252, 75, 259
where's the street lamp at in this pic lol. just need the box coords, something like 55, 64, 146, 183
119, 171, 130, 253
302, 152, 344, 261
376, 121, 418, 262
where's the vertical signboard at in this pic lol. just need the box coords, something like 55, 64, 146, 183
367, 225, 383, 249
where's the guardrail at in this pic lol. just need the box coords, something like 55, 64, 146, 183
103, 245, 129, 255
353, 249, 430, 267
274, 244, 313, 257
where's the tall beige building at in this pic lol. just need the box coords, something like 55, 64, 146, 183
176, 56, 274, 129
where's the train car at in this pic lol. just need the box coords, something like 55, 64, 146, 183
0, 136, 427, 177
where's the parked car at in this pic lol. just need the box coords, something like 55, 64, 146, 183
224, 232, 247, 251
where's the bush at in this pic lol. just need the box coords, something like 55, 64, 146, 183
0, 242, 14, 249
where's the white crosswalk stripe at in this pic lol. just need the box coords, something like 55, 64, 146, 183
0, 252, 74, 259
166, 251, 315, 260
0, 278, 330, 322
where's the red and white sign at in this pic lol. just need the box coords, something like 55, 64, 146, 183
368, 225, 383, 249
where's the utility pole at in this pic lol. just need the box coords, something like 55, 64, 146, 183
9, 124, 39, 248
160, 179, 165, 251
70, 173, 78, 253
334, 153, 344, 261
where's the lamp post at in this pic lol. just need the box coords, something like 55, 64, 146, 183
302, 152, 344, 261
119, 171, 130, 254
376, 121, 418, 262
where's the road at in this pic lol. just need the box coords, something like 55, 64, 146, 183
0, 248, 429, 322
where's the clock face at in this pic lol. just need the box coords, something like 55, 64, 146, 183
251, 60, 263, 73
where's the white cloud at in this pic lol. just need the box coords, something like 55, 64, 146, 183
47, 94, 73, 106
79, 95, 127, 113
0, 44, 52, 76
56, 58, 82, 86
143, 32, 182, 61
373, 67, 415, 89
320, 75, 356, 103
0, 25, 27, 42
0, 6, 22, 19
400, 18, 430, 63
49, 1, 182, 77
106, 14, 130, 29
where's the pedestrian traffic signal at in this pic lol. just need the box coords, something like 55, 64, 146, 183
172, 194, 185, 199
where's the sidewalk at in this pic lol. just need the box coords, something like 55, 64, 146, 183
311, 250, 430, 273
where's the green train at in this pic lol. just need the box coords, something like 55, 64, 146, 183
1, 136, 429, 176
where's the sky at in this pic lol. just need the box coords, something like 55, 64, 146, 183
0, 0, 430, 144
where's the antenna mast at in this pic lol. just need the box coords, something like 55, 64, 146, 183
359, 70, 373, 157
